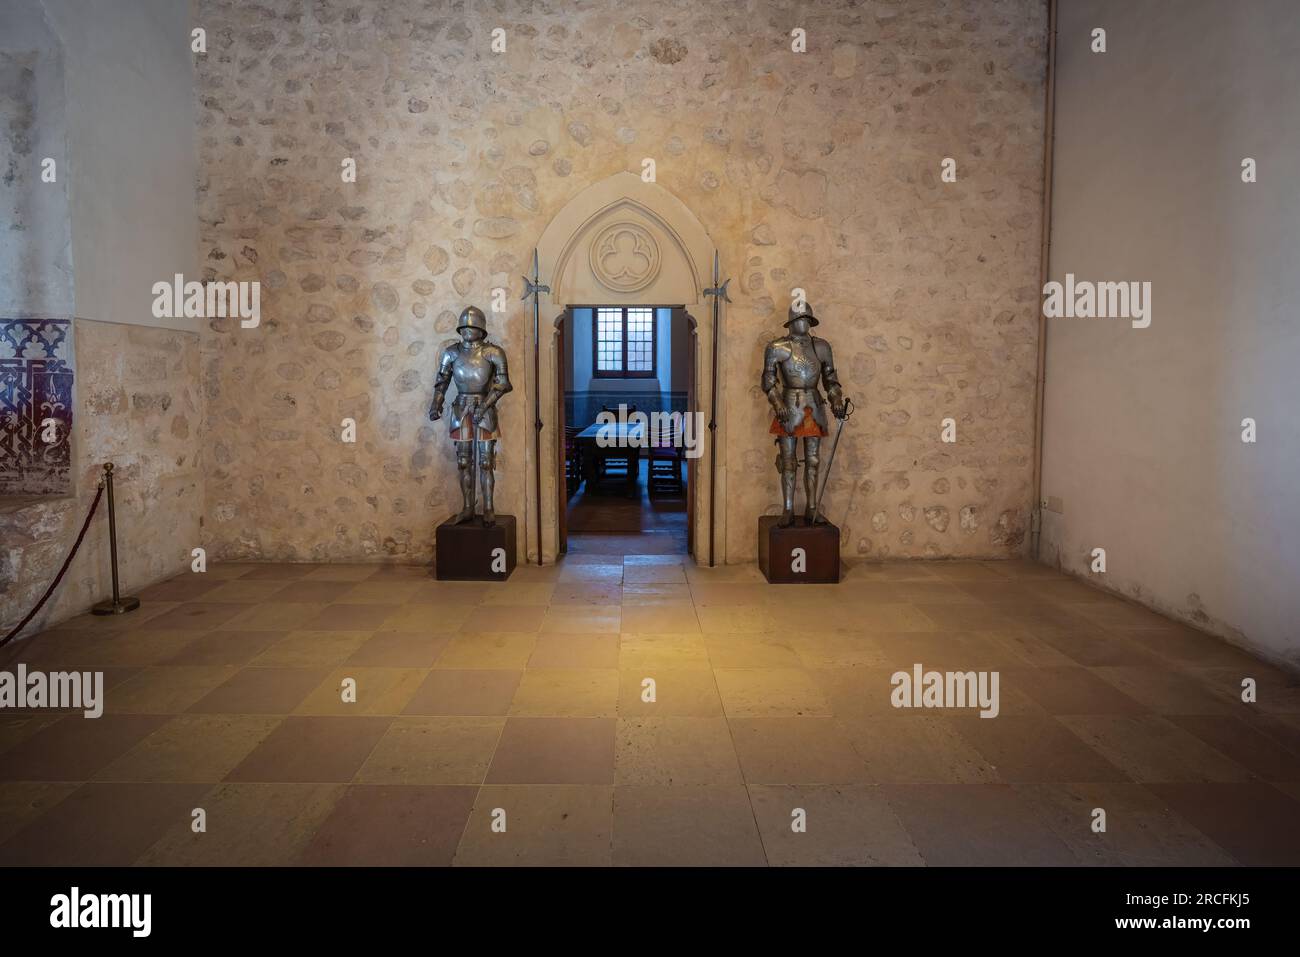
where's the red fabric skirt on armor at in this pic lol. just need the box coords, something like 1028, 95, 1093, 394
450, 424, 501, 441
769, 406, 828, 438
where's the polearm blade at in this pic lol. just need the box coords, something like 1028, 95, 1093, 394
702, 250, 731, 567
814, 397, 853, 525
521, 249, 550, 565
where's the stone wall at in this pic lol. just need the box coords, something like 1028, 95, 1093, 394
1, 321, 203, 637
195, 0, 1048, 562
1, 0, 202, 639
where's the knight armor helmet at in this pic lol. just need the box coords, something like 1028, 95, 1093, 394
457, 305, 488, 333
785, 301, 819, 327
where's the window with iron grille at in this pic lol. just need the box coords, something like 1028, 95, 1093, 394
593, 307, 656, 378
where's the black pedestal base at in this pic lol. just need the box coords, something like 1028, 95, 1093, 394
758, 515, 841, 584
435, 514, 517, 581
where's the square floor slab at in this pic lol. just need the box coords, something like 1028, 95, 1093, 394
344, 632, 451, 668
1057, 714, 1253, 783
1169, 714, 1300, 781
728, 718, 872, 785
1008, 666, 1150, 716
436, 633, 537, 670
884, 783, 1079, 866
839, 716, 1000, 783
617, 669, 723, 717
221, 602, 328, 632
1011, 782, 1234, 866
509, 669, 620, 717
104, 666, 241, 714
299, 784, 477, 866
294, 667, 427, 716
455, 605, 547, 633
615, 717, 743, 785
136, 782, 345, 866
1146, 782, 1300, 865
618, 633, 710, 671
0, 782, 209, 865
541, 606, 623, 634
749, 784, 923, 866
612, 785, 766, 866
224, 715, 393, 783
93, 714, 282, 783
163, 629, 287, 667
0, 714, 170, 782
454, 785, 613, 866
402, 670, 522, 716
0, 781, 78, 846
527, 634, 620, 669
714, 668, 832, 718
1092, 666, 1235, 716
252, 630, 375, 668
708, 635, 805, 669
950, 715, 1130, 784
141, 603, 248, 631
355, 717, 504, 785
188, 667, 330, 715
485, 717, 616, 784
303, 603, 402, 632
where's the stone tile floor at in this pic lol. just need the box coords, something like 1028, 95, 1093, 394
2, 549, 1299, 866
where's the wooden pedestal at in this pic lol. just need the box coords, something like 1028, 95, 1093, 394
435, 514, 516, 581
758, 515, 841, 584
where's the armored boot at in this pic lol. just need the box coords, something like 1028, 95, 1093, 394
779, 473, 796, 527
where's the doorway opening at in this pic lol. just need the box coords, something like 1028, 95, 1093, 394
554, 305, 698, 558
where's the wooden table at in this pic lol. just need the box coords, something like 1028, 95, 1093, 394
575, 421, 644, 497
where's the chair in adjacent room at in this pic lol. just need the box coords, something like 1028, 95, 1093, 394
595, 404, 637, 490
647, 416, 685, 498
564, 425, 584, 498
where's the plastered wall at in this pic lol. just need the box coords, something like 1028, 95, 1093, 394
1039, 0, 1300, 666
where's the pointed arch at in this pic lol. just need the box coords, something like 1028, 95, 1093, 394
526, 172, 726, 565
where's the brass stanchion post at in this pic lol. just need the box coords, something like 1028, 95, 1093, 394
92, 462, 140, 615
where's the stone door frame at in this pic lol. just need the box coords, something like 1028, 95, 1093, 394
529, 171, 724, 564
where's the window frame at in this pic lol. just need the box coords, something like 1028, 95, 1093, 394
591, 306, 657, 379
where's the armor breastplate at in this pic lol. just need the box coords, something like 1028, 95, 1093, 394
778, 337, 822, 390
774, 337, 828, 430
451, 345, 494, 395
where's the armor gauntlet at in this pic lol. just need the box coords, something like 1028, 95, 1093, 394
821, 352, 846, 418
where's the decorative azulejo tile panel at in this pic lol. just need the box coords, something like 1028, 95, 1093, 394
0, 318, 74, 496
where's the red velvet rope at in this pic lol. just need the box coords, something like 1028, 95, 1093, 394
1, 483, 105, 648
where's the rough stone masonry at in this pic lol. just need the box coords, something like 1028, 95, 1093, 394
195, 0, 1047, 562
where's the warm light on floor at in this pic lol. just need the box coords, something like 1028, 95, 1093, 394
1, 553, 1297, 866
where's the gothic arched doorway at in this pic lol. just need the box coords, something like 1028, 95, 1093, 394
527, 172, 725, 565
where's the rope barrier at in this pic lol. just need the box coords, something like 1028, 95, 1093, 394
1, 483, 105, 649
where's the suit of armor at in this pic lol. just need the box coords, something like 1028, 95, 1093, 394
429, 306, 512, 525
761, 303, 846, 526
